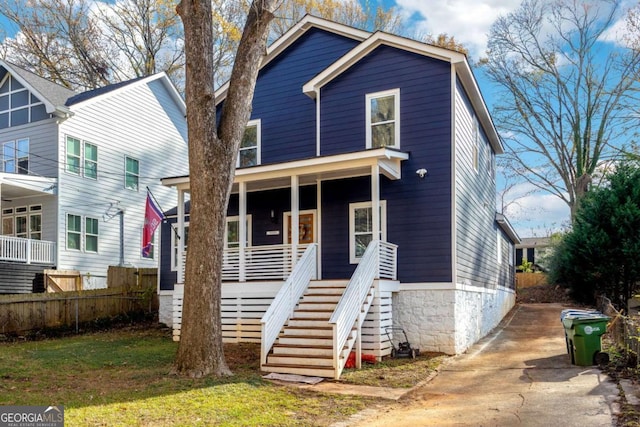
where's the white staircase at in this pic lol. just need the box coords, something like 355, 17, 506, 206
262, 280, 368, 378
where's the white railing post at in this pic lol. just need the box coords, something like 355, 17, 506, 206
26, 239, 31, 264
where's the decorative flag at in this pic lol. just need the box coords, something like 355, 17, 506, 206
142, 191, 163, 258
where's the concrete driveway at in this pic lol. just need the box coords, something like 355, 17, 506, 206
349, 303, 620, 427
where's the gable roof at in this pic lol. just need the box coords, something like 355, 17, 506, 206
0, 60, 76, 115
66, 73, 186, 116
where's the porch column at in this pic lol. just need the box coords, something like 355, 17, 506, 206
291, 175, 299, 269
239, 181, 247, 282
316, 178, 322, 280
371, 164, 380, 244
177, 188, 185, 283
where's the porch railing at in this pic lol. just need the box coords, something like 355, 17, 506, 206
0, 236, 56, 264
177, 244, 310, 282
330, 240, 397, 378
260, 243, 317, 365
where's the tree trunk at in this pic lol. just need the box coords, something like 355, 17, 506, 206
173, 0, 278, 378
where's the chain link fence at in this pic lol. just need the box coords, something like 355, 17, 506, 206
598, 295, 640, 367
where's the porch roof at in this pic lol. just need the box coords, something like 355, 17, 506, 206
0, 174, 57, 200
162, 147, 409, 192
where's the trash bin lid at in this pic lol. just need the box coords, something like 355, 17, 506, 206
560, 309, 602, 322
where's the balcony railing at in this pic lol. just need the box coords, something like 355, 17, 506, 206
0, 236, 56, 264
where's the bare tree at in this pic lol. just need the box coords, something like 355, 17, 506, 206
172, 0, 280, 378
482, 0, 640, 221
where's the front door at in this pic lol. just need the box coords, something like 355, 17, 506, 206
285, 212, 315, 244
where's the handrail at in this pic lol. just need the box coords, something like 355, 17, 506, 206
0, 235, 56, 264
329, 240, 398, 378
260, 243, 317, 365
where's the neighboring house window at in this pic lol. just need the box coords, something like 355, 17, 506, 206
366, 89, 400, 149
171, 223, 189, 271
349, 201, 387, 263
0, 75, 48, 129
85, 217, 99, 253
2, 205, 40, 239
125, 156, 139, 191
84, 142, 98, 179
238, 120, 260, 168
66, 136, 81, 175
472, 117, 479, 173
225, 216, 252, 248
2, 138, 29, 173
67, 214, 82, 250
66, 136, 98, 179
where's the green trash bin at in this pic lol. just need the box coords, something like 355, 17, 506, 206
562, 314, 610, 366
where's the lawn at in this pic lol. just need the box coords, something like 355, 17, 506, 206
0, 324, 444, 426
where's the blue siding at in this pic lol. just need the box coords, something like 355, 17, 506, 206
249, 29, 360, 165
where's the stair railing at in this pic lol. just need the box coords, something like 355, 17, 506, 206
329, 240, 398, 378
260, 243, 317, 366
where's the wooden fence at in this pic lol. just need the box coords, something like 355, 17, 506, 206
0, 274, 158, 335
599, 296, 640, 368
516, 272, 548, 289
107, 266, 157, 289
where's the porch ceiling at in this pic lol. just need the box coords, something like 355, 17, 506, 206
162, 148, 409, 193
0, 174, 57, 201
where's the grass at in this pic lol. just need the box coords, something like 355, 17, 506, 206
0, 324, 446, 426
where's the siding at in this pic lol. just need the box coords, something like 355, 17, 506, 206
320, 46, 453, 283
245, 28, 360, 165
454, 79, 499, 288
57, 77, 188, 278
0, 118, 59, 177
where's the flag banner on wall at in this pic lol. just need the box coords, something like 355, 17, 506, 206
142, 191, 163, 258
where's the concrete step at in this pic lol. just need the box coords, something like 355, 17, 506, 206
261, 363, 336, 378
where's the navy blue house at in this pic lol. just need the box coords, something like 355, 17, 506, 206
159, 16, 519, 378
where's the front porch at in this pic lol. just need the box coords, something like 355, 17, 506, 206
0, 235, 56, 265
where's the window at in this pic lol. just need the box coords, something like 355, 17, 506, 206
171, 224, 189, 271
67, 214, 82, 250
225, 216, 252, 248
2, 205, 41, 239
366, 89, 400, 149
84, 142, 98, 179
85, 217, 99, 252
2, 138, 29, 174
125, 156, 139, 191
66, 136, 81, 175
66, 136, 98, 179
238, 120, 260, 168
0, 75, 47, 129
349, 201, 387, 263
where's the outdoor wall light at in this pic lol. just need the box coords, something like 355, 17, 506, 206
416, 168, 428, 178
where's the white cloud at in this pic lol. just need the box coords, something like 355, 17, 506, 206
394, 0, 521, 56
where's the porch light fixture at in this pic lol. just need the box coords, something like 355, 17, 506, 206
416, 168, 427, 178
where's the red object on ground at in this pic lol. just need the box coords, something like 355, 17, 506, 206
345, 352, 378, 368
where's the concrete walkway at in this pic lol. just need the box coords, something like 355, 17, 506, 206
344, 303, 620, 427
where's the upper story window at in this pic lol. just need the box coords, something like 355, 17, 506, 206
66, 136, 98, 179
366, 89, 400, 149
238, 119, 261, 168
0, 75, 48, 129
2, 138, 29, 174
125, 156, 139, 191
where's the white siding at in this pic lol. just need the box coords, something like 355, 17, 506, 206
454, 80, 500, 289
0, 118, 59, 177
57, 77, 188, 279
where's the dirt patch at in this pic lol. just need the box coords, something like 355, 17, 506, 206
517, 283, 575, 304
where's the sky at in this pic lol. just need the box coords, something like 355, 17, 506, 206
0, 0, 632, 238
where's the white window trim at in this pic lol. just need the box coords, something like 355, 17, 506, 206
65, 213, 99, 252
0, 75, 44, 126
237, 119, 261, 168
349, 200, 387, 264
65, 136, 82, 176
84, 141, 98, 180
66, 213, 82, 251
224, 215, 253, 249
2, 138, 29, 174
171, 221, 188, 271
366, 89, 400, 149
3, 204, 41, 239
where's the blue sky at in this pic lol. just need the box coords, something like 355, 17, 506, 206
2, 0, 629, 237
